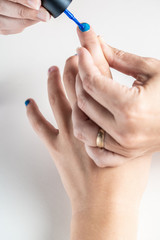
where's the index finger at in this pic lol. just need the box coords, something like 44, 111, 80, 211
9, 0, 41, 9
77, 47, 132, 114
77, 24, 112, 78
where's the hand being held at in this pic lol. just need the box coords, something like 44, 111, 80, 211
25, 62, 151, 204
0, 0, 50, 35
25, 64, 151, 239
72, 26, 160, 167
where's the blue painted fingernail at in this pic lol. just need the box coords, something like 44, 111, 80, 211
25, 99, 30, 106
79, 23, 90, 32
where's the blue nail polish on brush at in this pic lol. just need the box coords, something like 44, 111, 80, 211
41, 0, 89, 31
64, 9, 90, 32
64, 9, 85, 31
79, 23, 90, 32
25, 99, 30, 106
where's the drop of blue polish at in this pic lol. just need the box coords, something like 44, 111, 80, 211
79, 23, 90, 32
25, 99, 30, 106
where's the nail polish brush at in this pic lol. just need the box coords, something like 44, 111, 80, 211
41, 0, 85, 31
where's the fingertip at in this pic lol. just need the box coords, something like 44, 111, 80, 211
24, 97, 58, 142
25, 98, 37, 113
25, 98, 39, 122
48, 66, 60, 80
25, 99, 31, 107
78, 23, 91, 32
77, 24, 97, 42
38, 7, 51, 22
77, 23, 93, 37
48, 65, 59, 74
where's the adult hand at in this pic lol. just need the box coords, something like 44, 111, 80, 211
0, 0, 50, 35
25, 65, 151, 240
64, 26, 159, 167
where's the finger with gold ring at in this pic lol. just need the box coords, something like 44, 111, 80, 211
96, 129, 105, 148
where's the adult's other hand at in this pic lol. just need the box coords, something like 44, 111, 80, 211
0, 0, 50, 34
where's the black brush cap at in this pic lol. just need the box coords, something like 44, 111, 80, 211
41, 0, 72, 18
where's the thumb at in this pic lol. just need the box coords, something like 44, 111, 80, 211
99, 36, 153, 80
85, 145, 127, 168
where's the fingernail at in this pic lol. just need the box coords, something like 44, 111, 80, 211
28, 0, 40, 10
25, 99, 30, 107
48, 66, 58, 75
79, 23, 90, 32
37, 7, 51, 21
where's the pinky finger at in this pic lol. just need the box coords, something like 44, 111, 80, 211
25, 98, 58, 148
85, 145, 129, 168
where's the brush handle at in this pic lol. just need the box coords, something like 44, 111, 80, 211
41, 0, 72, 18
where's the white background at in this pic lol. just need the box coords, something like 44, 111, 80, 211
0, 0, 160, 239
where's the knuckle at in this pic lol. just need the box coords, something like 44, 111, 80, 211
49, 96, 56, 106
144, 57, 155, 65
114, 48, 125, 59
123, 101, 146, 124
73, 128, 85, 142
77, 94, 87, 111
123, 109, 135, 122
120, 133, 138, 149
63, 70, 75, 85
49, 92, 64, 107
83, 72, 102, 94
82, 73, 93, 91
18, 8, 26, 18
122, 103, 138, 122
64, 57, 77, 83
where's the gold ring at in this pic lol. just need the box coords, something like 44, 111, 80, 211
96, 129, 105, 148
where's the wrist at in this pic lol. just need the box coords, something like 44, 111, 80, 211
71, 205, 139, 240
70, 155, 151, 240
71, 195, 140, 217
71, 154, 151, 215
